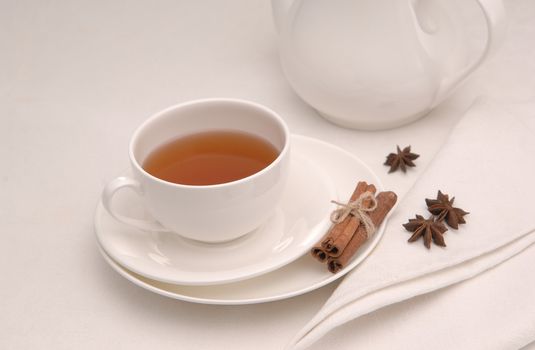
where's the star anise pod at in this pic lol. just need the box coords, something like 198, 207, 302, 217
403, 215, 447, 249
425, 191, 469, 229
384, 145, 419, 173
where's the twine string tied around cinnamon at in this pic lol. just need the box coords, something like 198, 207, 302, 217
330, 191, 378, 238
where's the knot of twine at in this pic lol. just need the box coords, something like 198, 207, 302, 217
330, 191, 378, 238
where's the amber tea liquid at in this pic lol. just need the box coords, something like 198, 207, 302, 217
142, 130, 279, 186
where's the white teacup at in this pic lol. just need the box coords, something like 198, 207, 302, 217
102, 98, 290, 243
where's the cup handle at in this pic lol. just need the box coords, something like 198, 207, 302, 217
102, 176, 169, 232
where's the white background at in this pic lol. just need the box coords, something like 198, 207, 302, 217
1, 0, 534, 348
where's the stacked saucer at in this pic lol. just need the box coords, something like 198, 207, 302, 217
95, 135, 386, 304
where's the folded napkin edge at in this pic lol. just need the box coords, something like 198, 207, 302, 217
289, 228, 535, 350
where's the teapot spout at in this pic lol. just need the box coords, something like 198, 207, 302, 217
271, 0, 293, 33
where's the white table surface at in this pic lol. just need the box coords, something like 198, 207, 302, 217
1, 0, 534, 349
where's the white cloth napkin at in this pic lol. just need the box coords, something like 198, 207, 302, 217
306, 237, 535, 350
288, 98, 535, 349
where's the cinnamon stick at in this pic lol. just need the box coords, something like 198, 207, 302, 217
311, 182, 369, 261
324, 184, 377, 257
327, 191, 397, 273
318, 182, 369, 254
311, 246, 329, 263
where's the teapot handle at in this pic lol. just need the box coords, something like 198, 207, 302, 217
431, 0, 506, 107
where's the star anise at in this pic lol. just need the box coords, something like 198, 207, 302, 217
425, 191, 469, 229
403, 215, 447, 249
384, 145, 419, 173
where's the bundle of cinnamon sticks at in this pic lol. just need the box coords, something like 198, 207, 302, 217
311, 181, 397, 273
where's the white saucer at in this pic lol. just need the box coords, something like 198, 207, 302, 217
96, 134, 362, 285
96, 135, 387, 303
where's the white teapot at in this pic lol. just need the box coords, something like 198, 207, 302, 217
272, 0, 506, 130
